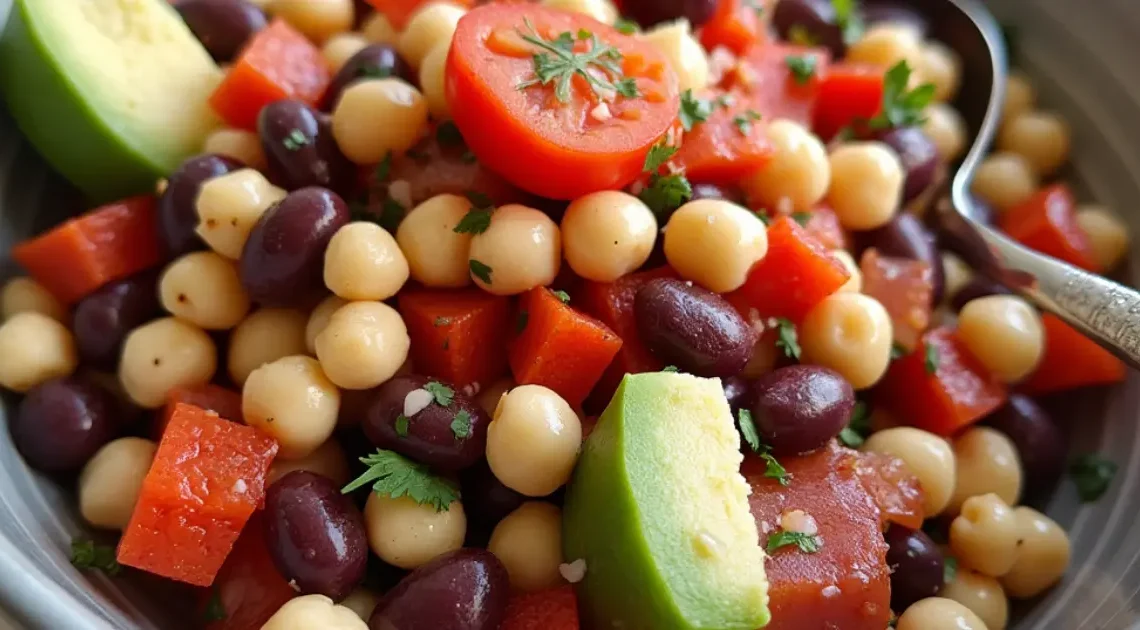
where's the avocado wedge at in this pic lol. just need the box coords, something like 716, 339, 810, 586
0, 0, 223, 203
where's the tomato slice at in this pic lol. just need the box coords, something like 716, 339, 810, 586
446, 4, 680, 200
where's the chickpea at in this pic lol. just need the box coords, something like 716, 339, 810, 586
306, 295, 349, 354
119, 318, 216, 408
324, 222, 409, 300
261, 595, 368, 630
477, 377, 514, 416
540, 0, 618, 22
950, 493, 1020, 577
315, 301, 410, 390
948, 427, 1022, 515
897, 597, 988, 630
799, 293, 893, 389
268, 438, 351, 486
196, 168, 287, 259
663, 199, 768, 293
641, 20, 709, 92
846, 24, 923, 69
228, 308, 309, 386
831, 250, 862, 293
489, 502, 564, 592
923, 103, 967, 162
0, 313, 78, 393
920, 42, 961, 103
396, 194, 475, 288
78, 438, 157, 530
487, 385, 582, 497
862, 427, 955, 516
159, 252, 250, 330
1002, 71, 1037, 124
941, 252, 973, 304
340, 588, 380, 621
971, 152, 1038, 213
202, 128, 268, 171
1000, 507, 1071, 599
956, 295, 1044, 383
0, 277, 66, 323
323, 33, 369, 72
419, 43, 451, 119
365, 493, 466, 569
741, 119, 830, 213
997, 111, 1071, 176
562, 191, 657, 282
468, 205, 561, 295
1077, 205, 1130, 271
826, 142, 904, 230
941, 568, 1010, 630
332, 79, 430, 165
243, 356, 340, 460
361, 12, 397, 44
267, 0, 354, 43
398, 2, 466, 68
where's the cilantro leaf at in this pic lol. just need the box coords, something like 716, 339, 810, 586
766, 529, 821, 554
436, 121, 465, 146
553, 290, 570, 304
924, 344, 940, 374
837, 401, 871, 448
680, 89, 714, 132
70, 539, 122, 576
790, 211, 812, 227
342, 449, 461, 511
516, 20, 640, 103
282, 129, 309, 151
943, 555, 958, 583
662, 365, 679, 373
785, 54, 818, 85
737, 409, 761, 452
470, 259, 493, 284
203, 588, 226, 622
1070, 454, 1117, 502
755, 210, 772, 226
869, 61, 937, 130
378, 198, 406, 232
451, 410, 472, 439
891, 342, 908, 360
454, 208, 493, 234
640, 141, 692, 216
643, 143, 678, 172
614, 17, 640, 34
733, 109, 762, 135
375, 152, 393, 181
424, 381, 454, 407
774, 318, 801, 361
395, 414, 410, 437
831, 0, 865, 44
761, 451, 790, 486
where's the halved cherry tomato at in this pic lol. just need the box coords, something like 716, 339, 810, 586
446, 4, 680, 200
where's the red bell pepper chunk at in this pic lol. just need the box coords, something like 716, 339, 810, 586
874, 327, 1007, 436
672, 88, 775, 184
209, 19, 331, 131
812, 63, 885, 141
502, 586, 580, 630
999, 184, 1101, 272
726, 216, 851, 323
367, 0, 475, 29
854, 451, 926, 531
510, 287, 623, 407
1019, 314, 1126, 394
12, 196, 161, 305
800, 204, 849, 251
859, 249, 934, 352
700, 0, 772, 55
199, 514, 295, 630
118, 403, 278, 586
398, 288, 511, 391
724, 44, 831, 126
153, 384, 244, 440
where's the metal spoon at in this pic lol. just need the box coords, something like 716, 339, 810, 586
925, 0, 1140, 369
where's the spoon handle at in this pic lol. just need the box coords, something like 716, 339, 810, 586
975, 223, 1140, 370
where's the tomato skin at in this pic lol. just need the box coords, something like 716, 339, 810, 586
812, 63, 884, 141
672, 89, 774, 184
725, 44, 831, 126
446, 4, 680, 200
999, 184, 1100, 272
859, 249, 934, 352
1019, 314, 1126, 394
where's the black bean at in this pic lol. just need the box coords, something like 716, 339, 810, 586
771, 0, 846, 57
620, 0, 718, 29
175, 0, 267, 63
11, 377, 118, 473
885, 525, 945, 611
363, 376, 489, 472
857, 212, 945, 303
258, 100, 356, 197
949, 277, 1010, 312
748, 366, 854, 455
634, 278, 757, 377
157, 154, 243, 258
323, 45, 415, 110
985, 395, 1066, 498
722, 375, 750, 415
369, 549, 509, 630
239, 187, 350, 305
875, 126, 940, 204
72, 272, 162, 369
264, 471, 368, 601
461, 461, 525, 535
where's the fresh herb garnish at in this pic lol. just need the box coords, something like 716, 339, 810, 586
1070, 454, 1117, 502
203, 588, 226, 622
831, 0, 865, 44
424, 381, 454, 407
553, 290, 571, 304
766, 529, 821, 554
891, 342, 907, 360
790, 211, 812, 227
436, 121, 465, 146
394, 414, 410, 437
342, 449, 460, 511
375, 152, 393, 181
738, 409, 789, 485
943, 555, 958, 583
378, 198, 406, 232
738, 409, 762, 452
516, 310, 529, 333
868, 61, 936, 130
838, 401, 872, 448
614, 17, 640, 34
470, 259, 493, 284
450, 410, 472, 439
680, 89, 714, 132
924, 344, 940, 374
774, 318, 802, 361
788, 24, 819, 46
70, 539, 122, 576
638, 142, 692, 216
733, 109, 762, 135
434, 316, 451, 327
785, 54, 818, 85
755, 210, 772, 226
282, 129, 309, 151
663, 365, 680, 373
761, 451, 791, 486
357, 65, 394, 79
516, 20, 639, 103
453, 201, 494, 234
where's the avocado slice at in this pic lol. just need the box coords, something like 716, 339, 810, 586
563, 372, 770, 630
0, 0, 222, 203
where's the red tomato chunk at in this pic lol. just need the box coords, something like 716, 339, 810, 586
1020, 313, 1126, 394
199, 514, 295, 630
854, 451, 926, 531
399, 288, 511, 391
999, 184, 1101, 272
859, 248, 934, 352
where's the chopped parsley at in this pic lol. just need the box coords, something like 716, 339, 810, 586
378, 198, 406, 232
761, 451, 790, 486
553, 290, 571, 304
424, 381, 454, 407
737, 409, 762, 452
453, 200, 494, 234
282, 128, 309, 151
70, 539, 122, 576
394, 414, 410, 437
516, 310, 529, 333
434, 316, 451, 327
662, 365, 680, 373
790, 211, 812, 227
203, 588, 226, 622
766, 529, 821, 554
943, 555, 958, 583
1070, 454, 1117, 502
450, 410, 472, 439
614, 17, 640, 34
680, 89, 714, 132
375, 152, 393, 181
738, 409, 790, 486
891, 342, 908, 360
785, 54, 818, 85
638, 142, 692, 216
754, 210, 772, 226
838, 401, 871, 448
516, 21, 638, 103
924, 344, 940, 374
357, 65, 395, 79
774, 318, 801, 361
470, 259, 493, 284
733, 109, 762, 135
868, 61, 937, 130
831, 0, 865, 44
342, 449, 461, 512
436, 121, 465, 146
643, 142, 676, 172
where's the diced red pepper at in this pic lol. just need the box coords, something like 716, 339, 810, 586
367, 0, 475, 29
12, 196, 161, 305
199, 514, 295, 630
501, 586, 580, 630
999, 184, 1101, 272
1019, 314, 1126, 394
874, 327, 1007, 436
118, 403, 278, 586
700, 0, 773, 55
672, 88, 775, 184
153, 384, 244, 440
398, 288, 512, 390
209, 19, 331, 131
745, 442, 891, 630
854, 451, 926, 531
859, 249, 934, 352
726, 216, 851, 323
812, 63, 885, 141
724, 43, 831, 126
801, 204, 849, 251
510, 288, 623, 407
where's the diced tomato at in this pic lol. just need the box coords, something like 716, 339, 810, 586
502, 586, 579, 630
367, 0, 475, 29
209, 19, 331, 131
812, 63, 885, 141
745, 442, 891, 630
800, 204, 849, 251
874, 327, 1008, 436
12, 196, 161, 305
118, 404, 278, 586
859, 249, 934, 352
1019, 314, 1126, 394
725, 43, 831, 126
854, 451, 926, 530
199, 514, 295, 630
510, 288, 623, 407
726, 216, 851, 323
700, 0, 773, 55
398, 288, 512, 390
153, 385, 244, 440
671, 88, 776, 184
999, 184, 1101, 272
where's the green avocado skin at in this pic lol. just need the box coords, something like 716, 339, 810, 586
0, 0, 170, 203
